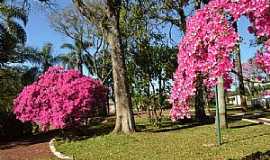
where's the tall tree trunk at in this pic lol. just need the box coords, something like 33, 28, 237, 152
235, 48, 247, 110
233, 22, 247, 111
195, 73, 207, 121
43, 61, 51, 73
217, 76, 227, 128
108, 32, 135, 133
72, 0, 135, 133
193, 1, 208, 122
158, 73, 162, 106
158, 74, 164, 117
77, 51, 83, 74
204, 90, 213, 116
107, 2, 135, 134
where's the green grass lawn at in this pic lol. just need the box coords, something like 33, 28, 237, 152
55, 115, 270, 160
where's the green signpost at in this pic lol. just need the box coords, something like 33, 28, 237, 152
215, 85, 222, 145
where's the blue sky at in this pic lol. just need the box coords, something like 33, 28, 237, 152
238, 16, 260, 62
25, 0, 72, 56
25, 1, 258, 62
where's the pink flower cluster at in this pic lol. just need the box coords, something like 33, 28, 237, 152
242, 59, 268, 81
255, 50, 270, 74
242, 62, 255, 79
13, 66, 107, 130
261, 90, 270, 97
170, 0, 270, 121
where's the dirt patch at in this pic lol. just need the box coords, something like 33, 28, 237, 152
0, 132, 59, 160
0, 141, 53, 160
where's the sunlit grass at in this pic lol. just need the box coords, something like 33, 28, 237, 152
55, 115, 270, 160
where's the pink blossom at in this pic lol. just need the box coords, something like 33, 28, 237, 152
170, 0, 270, 120
13, 67, 107, 130
255, 51, 270, 74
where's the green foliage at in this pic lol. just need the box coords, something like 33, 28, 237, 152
21, 67, 39, 86
24, 43, 56, 72
0, 66, 37, 138
117, 1, 179, 125
57, 40, 84, 71
0, 112, 33, 139
131, 45, 176, 108
0, 66, 39, 112
0, 68, 23, 112
0, 0, 27, 64
93, 50, 113, 85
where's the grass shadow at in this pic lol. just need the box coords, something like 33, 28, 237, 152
58, 117, 115, 142
227, 110, 270, 123
222, 132, 270, 145
0, 130, 59, 150
229, 123, 260, 129
140, 116, 215, 133
0, 116, 115, 149
240, 150, 270, 160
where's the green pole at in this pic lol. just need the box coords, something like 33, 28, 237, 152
215, 85, 222, 145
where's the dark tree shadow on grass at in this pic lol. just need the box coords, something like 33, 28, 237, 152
57, 117, 115, 142
138, 116, 215, 133
227, 110, 270, 129
61, 123, 114, 142
227, 110, 270, 122
240, 150, 270, 160
222, 132, 270, 145
0, 130, 59, 150
228, 150, 270, 160
229, 123, 260, 129
137, 110, 270, 133
0, 116, 115, 149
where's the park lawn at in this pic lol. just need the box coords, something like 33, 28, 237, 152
55, 116, 270, 160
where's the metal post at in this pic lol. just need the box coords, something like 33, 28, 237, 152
215, 85, 222, 145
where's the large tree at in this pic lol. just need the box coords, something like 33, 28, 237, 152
72, 0, 135, 133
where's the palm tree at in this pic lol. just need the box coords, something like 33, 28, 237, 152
57, 39, 90, 74
25, 43, 55, 72
0, 0, 27, 65
54, 52, 77, 70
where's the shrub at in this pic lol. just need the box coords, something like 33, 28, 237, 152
13, 67, 107, 131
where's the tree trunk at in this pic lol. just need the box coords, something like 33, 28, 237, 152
217, 76, 227, 128
43, 61, 51, 73
235, 49, 247, 110
195, 73, 207, 121
158, 74, 164, 118
204, 91, 213, 116
193, 2, 207, 122
72, 0, 136, 133
77, 51, 83, 74
109, 37, 135, 133
106, 6, 135, 134
233, 22, 247, 111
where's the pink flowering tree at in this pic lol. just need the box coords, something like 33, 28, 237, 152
13, 66, 107, 130
255, 50, 270, 75
242, 59, 269, 81
171, 0, 270, 121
